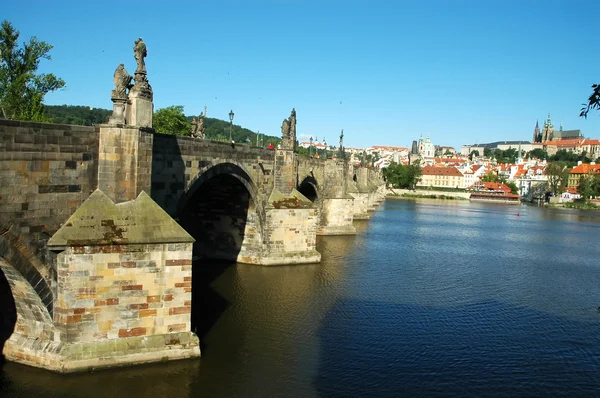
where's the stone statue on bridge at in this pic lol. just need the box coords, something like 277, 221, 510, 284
280, 108, 297, 150
111, 64, 133, 100
108, 64, 133, 124
129, 37, 154, 104
338, 129, 345, 159
133, 37, 147, 74
191, 113, 206, 139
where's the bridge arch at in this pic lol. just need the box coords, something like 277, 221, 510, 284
0, 230, 54, 317
0, 258, 54, 361
177, 161, 264, 263
297, 175, 320, 202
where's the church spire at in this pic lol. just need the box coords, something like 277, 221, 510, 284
533, 119, 541, 143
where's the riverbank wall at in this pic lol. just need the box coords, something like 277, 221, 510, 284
386, 188, 471, 199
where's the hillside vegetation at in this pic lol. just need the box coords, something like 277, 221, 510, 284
44, 105, 281, 146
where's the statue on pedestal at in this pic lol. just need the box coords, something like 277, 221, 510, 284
280, 108, 297, 150
109, 64, 133, 124
191, 113, 206, 139
111, 64, 133, 99
130, 37, 153, 101
133, 37, 147, 74
338, 129, 345, 159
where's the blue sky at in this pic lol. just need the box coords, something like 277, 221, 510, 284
4, 0, 600, 150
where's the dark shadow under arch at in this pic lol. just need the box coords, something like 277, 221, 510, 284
177, 163, 259, 349
179, 173, 252, 262
298, 175, 319, 202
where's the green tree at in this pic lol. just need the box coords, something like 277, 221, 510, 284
469, 150, 479, 160
528, 148, 547, 160
580, 83, 600, 118
153, 105, 189, 136
505, 181, 519, 195
578, 174, 600, 200
383, 162, 422, 189
546, 162, 569, 195
481, 171, 498, 182
0, 20, 65, 121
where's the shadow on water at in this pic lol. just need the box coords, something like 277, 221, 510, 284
191, 259, 233, 352
1, 355, 201, 398
314, 298, 600, 397
0, 268, 17, 368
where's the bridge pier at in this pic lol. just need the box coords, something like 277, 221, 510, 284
4, 190, 201, 373
259, 189, 321, 265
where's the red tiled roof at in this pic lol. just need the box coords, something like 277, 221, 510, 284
583, 139, 600, 145
570, 163, 600, 174
542, 139, 585, 147
468, 182, 512, 193
421, 166, 463, 176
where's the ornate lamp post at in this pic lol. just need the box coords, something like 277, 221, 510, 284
229, 109, 235, 142
309, 136, 313, 157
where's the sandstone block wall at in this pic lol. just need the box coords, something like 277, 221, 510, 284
273, 149, 296, 195
262, 207, 320, 265
0, 120, 99, 235
54, 243, 193, 343
317, 198, 356, 235
98, 126, 153, 203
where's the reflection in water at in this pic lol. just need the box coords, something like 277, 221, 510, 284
2, 200, 600, 396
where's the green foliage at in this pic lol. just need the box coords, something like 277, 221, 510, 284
401, 193, 465, 200
564, 200, 598, 209
578, 174, 600, 199
481, 172, 498, 182
549, 149, 591, 167
45, 105, 111, 125
483, 148, 492, 158
382, 162, 422, 189
505, 181, 519, 195
153, 105, 190, 136
546, 162, 570, 195
528, 148, 547, 160
469, 150, 480, 160
580, 83, 600, 118
491, 148, 518, 163
0, 20, 65, 121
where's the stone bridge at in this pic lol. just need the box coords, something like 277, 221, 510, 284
0, 40, 385, 373
0, 118, 384, 373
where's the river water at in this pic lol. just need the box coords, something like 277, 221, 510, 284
2, 198, 600, 397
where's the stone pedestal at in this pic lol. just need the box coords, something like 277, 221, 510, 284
98, 125, 153, 203
317, 198, 357, 236
108, 97, 127, 125
127, 71, 153, 129
273, 149, 297, 195
127, 94, 153, 128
